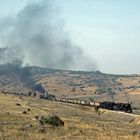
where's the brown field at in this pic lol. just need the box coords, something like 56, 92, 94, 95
116, 77, 140, 88
38, 72, 140, 100
129, 91, 140, 95
0, 93, 140, 140
38, 74, 98, 97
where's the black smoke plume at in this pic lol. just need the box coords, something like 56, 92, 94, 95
0, 60, 45, 93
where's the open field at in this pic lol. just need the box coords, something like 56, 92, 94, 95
129, 91, 140, 95
0, 93, 140, 140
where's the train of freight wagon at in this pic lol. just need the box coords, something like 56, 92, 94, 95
52, 98, 132, 113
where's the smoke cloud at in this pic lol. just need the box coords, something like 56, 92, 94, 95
0, 0, 96, 71
0, 61, 45, 93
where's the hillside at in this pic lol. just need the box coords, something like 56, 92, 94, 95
0, 65, 140, 116
0, 93, 139, 140
0, 65, 140, 101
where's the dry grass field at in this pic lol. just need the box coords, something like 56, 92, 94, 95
38, 74, 98, 97
0, 93, 140, 140
38, 71, 140, 99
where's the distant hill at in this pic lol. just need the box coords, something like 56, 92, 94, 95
0, 64, 140, 103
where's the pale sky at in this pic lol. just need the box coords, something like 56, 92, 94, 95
0, 0, 140, 74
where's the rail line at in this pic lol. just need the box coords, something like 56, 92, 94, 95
51, 98, 100, 107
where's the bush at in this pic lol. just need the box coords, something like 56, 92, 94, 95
38, 115, 64, 127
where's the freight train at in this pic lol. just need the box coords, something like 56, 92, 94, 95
53, 98, 132, 113
1, 90, 132, 113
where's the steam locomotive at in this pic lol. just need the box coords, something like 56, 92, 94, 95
99, 101, 132, 113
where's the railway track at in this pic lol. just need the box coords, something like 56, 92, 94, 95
52, 98, 100, 108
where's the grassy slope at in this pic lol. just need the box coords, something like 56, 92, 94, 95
38, 72, 140, 102
0, 93, 140, 140
0, 66, 140, 99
